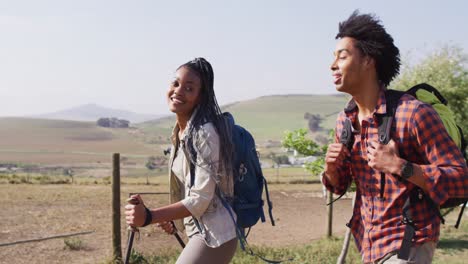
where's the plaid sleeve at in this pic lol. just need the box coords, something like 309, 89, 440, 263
322, 112, 353, 195
410, 103, 468, 205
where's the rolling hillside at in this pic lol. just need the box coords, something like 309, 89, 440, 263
139, 94, 349, 143
0, 94, 348, 166
0, 118, 158, 165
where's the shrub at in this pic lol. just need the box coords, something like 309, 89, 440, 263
63, 237, 84, 251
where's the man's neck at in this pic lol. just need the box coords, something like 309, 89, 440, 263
352, 81, 381, 120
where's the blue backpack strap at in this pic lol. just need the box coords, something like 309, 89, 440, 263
186, 136, 206, 235
263, 177, 275, 226
217, 189, 291, 263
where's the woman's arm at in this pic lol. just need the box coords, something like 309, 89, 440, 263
125, 195, 192, 227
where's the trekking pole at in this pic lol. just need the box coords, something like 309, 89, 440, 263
455, 201, 467, 229
124, 197, 140, 264
171, 221, 186, 248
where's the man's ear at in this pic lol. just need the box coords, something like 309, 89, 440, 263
365, 56, 376, 69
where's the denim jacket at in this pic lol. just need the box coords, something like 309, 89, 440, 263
168, 112, 236, 247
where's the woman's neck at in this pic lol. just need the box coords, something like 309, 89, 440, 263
176, 113, 191, 137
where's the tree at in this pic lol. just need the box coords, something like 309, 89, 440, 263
283, 128, 358, 263
304, 112, 324, 132
390, 45, 468, 134
283, 128, 331, 176
283, 129, 323, 157
283, 129, 335, 238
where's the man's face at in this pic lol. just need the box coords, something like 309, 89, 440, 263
330, 37, 370, 95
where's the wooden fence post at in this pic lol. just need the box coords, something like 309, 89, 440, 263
112, 153, 122, 262
327, 190, 333, 237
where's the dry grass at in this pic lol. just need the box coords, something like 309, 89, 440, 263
0, 118, 164, 165
0, 182, 352, 264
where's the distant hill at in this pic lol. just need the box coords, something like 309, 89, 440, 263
0, 117, 156, 165
0, 94, 349, 166
139, 94, 349, 143
34, 103, 160, 123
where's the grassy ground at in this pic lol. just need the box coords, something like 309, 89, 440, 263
433, 216, 468, 264
125, 236, 363, 264
124, 212, 468, 264
0, 179, 466, 264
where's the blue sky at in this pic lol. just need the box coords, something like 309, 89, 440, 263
1, 0, 467, 117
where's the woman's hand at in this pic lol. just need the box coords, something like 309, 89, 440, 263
157, 221, 176, 235
125, 194, 147, 227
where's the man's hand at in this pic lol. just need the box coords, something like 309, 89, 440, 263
367, 139, 400, 175
324, 143, 350, 185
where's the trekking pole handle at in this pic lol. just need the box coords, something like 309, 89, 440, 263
124, 196, 140, 264
126, 197, 140, 232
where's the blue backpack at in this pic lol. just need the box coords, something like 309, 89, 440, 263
188, 112, 279, 262
223, 112, 275, 230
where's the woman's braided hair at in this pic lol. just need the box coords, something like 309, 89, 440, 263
178, 57, 234, 183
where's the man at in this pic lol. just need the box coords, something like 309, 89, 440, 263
323, 11, 468, 264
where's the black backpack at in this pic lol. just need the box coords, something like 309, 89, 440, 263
339, 83, 467, 260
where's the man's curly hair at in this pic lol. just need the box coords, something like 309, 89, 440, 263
336, 10, 401, 86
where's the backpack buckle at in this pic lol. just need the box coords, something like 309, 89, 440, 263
402, 216, 414, 225
239, 163, 247, 182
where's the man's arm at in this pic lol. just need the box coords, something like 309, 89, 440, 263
409, 103, 468, 204
322, 141, 353, 195
368, 103, 468, 204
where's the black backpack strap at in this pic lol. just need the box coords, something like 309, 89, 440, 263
327, 118, 355, 206
376, 90, 405, 201
339, 118, 354, 150
455, 126, 467, 229
406, 83, 448, 105
398, 188, 444, 260
397, 192, 416, 260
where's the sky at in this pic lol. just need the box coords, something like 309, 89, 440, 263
1, 0, 467, 117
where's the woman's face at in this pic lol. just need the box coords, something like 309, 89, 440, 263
167, 66, 202, 118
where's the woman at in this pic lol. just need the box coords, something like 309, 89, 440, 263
125, 57, 237, 264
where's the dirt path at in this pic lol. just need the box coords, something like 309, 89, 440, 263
0, 184, 353, 263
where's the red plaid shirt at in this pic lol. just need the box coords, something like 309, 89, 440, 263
323, 89, 468, 263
